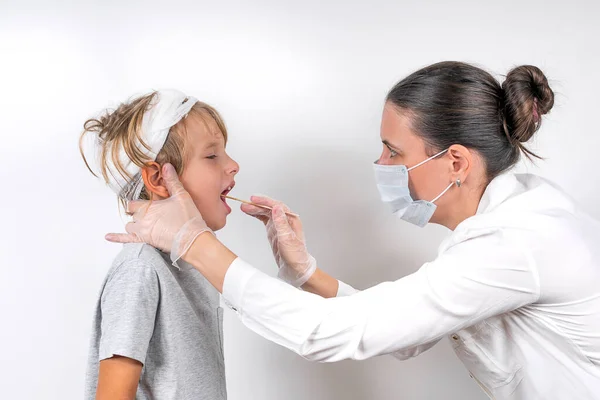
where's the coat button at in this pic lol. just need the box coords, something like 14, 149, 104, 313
452, 334, 459, 340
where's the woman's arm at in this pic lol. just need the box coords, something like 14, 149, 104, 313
108, 164, 539, 362
217, 238, 538, 362
301, 267, 339, 298
239, 196, 342, 298
96, 356, 142, 400
181, 226, 342, 299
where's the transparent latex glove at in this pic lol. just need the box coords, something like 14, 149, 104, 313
106, 163, 213, 266
241, 196, 316, 287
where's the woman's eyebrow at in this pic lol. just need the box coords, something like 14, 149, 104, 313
382, 140, 401, 152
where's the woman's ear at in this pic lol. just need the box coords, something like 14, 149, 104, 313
141, 162, 170, 199
447, 144, 472, 183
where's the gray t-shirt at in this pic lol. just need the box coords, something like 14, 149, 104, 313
84, 243, 226, 399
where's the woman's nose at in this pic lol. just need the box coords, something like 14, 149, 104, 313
376, 151, 391, 165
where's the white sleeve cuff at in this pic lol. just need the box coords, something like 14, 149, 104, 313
222, 257, 258, 313
336, 280, 360, 297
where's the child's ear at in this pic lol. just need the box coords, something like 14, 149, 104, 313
141, 162, 170, 199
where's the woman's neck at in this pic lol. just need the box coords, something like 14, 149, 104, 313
438, 182, 487, 231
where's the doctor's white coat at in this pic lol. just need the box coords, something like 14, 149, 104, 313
223, 173, 600, 400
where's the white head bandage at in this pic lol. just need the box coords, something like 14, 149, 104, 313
88, 89, 198, 200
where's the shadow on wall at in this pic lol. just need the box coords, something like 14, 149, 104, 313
246, 143, 452, 398
222, 141, 481, 400
262, 143, 451, 288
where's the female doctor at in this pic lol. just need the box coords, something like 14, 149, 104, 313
107, 62, 600, 399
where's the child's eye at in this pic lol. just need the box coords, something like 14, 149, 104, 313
207, 155, 217, 159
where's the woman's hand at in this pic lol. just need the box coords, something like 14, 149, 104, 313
106, 163, 212, 265
241, 196, 317, 287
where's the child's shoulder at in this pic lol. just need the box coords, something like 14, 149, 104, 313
107, 243, 171, 278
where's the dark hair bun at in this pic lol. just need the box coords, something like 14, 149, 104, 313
502, 65, 554, 144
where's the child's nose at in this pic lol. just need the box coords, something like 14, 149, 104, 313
228, 159, 240, 175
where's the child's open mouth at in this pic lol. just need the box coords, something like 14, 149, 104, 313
220, 183, 235, 213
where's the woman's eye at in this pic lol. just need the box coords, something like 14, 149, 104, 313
207, 155, 217, 159
389, 149, 398, 157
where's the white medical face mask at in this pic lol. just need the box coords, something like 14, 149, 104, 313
373, 148, 454, 227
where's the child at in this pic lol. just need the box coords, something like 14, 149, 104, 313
80, 89, 239, 399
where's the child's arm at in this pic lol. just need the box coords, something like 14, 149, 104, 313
95, 260, 160, 398
96, 356, 142, 400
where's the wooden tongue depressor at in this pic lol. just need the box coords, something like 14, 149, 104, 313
221, 195, 300, 218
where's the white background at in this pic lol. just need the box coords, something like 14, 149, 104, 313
1, 0, 599, 399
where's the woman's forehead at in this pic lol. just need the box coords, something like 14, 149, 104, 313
381, 105, 414, 142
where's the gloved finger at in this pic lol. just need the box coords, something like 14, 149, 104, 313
249, 194, 276, 205
240, 202, 271, 216
271, 206, 296, 241
130, 204, 154, 222
240, 203, 270, 224
274, 245, 282, 269
288, 212, 306, 241
270, 231, 280, 257
126, 199, 150, 215
264, 202, 304, 240
125, 221, 140, 236
105, 232, 142, 243
162, 163, 188, 197
250, 195, 292, 213
266, 219, 282, 267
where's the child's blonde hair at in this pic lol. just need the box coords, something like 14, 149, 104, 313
79, 91, 228, 206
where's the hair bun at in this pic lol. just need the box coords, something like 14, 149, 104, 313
501, 65, 554, 145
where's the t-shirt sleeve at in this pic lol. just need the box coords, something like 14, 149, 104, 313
98, 261, 160, 364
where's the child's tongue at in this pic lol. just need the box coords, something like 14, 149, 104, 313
221, 195, 231, 213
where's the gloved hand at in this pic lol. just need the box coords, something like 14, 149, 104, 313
241, 196, 317, 287
106, 163, 213, 266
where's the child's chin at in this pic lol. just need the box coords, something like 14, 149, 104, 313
206, 216, 226, 232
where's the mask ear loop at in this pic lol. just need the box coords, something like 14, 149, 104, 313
430, 178, 463, 203
430, 181, 455, 203
407, 148, 449, 171
404, 148, 454, 203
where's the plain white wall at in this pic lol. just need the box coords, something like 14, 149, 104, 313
1, 0, 599, 398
